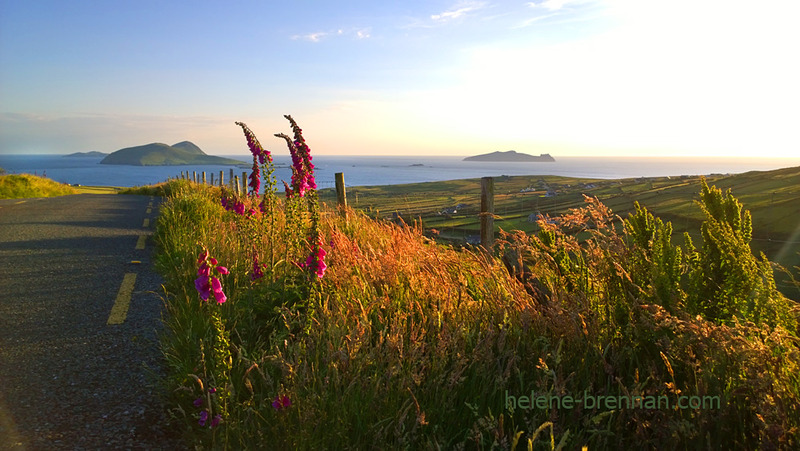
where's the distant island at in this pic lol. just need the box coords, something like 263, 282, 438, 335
463, 151, 555, 162
100, 141, 242, 166
64, 151, 108, 157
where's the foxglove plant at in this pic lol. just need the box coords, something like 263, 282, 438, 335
272, 394, 292, 411
302, 237, 327, 278
221, 190, 257, 218
274, 115, 316, 198
195, 250, 229, 304
236, 121, 272, 196
234, 116, 327, 282
251, 250, 265, 281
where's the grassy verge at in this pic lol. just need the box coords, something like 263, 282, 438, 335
154, 175, 799, 449
0, 173, 78, 199
74, 185, 121, 194
119, 181, 184, 197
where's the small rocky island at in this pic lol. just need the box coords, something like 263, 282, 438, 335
464, 151, 555, 162
64, 151, 108, 157
100, 141, 242, 166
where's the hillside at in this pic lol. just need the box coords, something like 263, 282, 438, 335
464, 150, 555, 162
100, 142, 242, 166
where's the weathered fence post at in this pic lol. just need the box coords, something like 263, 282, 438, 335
229, 169, 234, 189
219, 171, 224, 187
210, 173, 215, 185
480, 176, 494, 249
202, 171, 206, 184
234, 175, 240, 195
192, 171, 197, 184
242, 171, 248, 193
335, 172, 347, 215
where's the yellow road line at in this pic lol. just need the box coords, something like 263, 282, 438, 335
107, 273, 137, 325
142, 218, 150, 228
135, 234, 147, 249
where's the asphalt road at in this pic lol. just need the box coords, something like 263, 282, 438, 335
0, 194, 184, 450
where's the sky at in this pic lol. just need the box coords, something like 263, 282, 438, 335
1, 0, 798, 157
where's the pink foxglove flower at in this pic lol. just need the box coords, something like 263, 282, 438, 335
211, 414, 222, 428
251, 252, 264, 281
236, 121, 271, 197
275, 116, 316, 198
211, 277, 226, 304
195, 250, 228, 303
272, 394, 291, 411
302, 237, 327, 278
236, 121, 272, 164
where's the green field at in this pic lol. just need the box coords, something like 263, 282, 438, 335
318, 166, 800, 297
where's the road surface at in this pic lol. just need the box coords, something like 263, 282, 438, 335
0, 194, 184, 449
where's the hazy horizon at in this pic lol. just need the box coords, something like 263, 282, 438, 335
2, 1, 798, 158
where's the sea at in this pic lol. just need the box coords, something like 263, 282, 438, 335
1, 154, 799, 190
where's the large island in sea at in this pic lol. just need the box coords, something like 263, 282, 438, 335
100, 141, 242, 166
463, 150, 555, 162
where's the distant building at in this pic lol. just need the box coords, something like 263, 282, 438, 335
528, 213, 559, 224
439, 203, 469, 215
465, 235, 481, 245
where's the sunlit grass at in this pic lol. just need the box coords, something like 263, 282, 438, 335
153, 173, 799, 449
0, 173, 78, 199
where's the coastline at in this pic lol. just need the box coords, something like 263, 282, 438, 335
2, 154, 800, 189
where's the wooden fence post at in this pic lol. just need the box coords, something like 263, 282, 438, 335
242, 171, 248, 193
481, 176, 494, 249
219, 171, 224, 187
335, 172, 347, 214
210, 173, 215, 185
202, 171, 206, 184
234, 175, 240, 195
229, 169, 234, 189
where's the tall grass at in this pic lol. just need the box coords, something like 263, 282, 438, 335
0, 173, 78, 199
153, 120, 799, 449
119, 181, 186, 197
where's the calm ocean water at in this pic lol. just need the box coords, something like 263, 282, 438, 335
1, 154, 799, 189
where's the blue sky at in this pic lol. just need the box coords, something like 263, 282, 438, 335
1, 0, 798, 157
